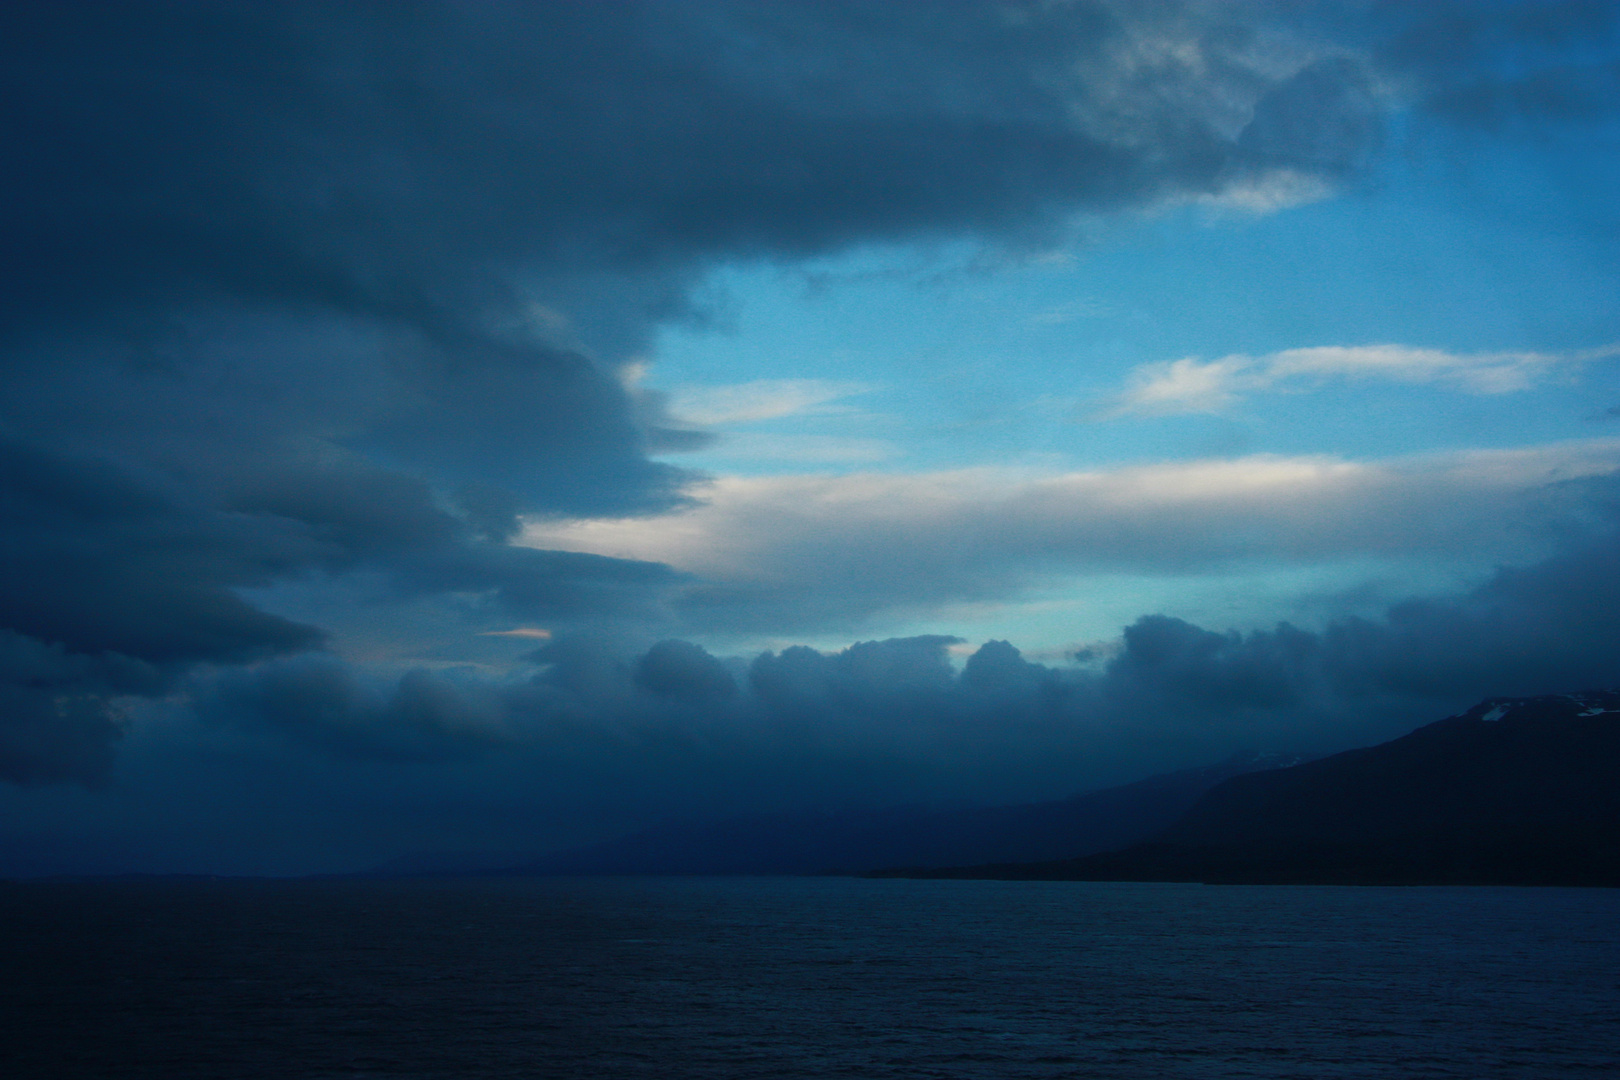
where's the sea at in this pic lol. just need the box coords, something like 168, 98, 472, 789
3, 876, 1617, 1078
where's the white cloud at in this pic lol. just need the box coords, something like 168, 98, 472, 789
521, 439, 1620, 632
690, 432, 897, 465
1106, 342, 1620, 416
667, 379, 875, 426
1194, 169, 1335, 214
1109, 355, 1254, 416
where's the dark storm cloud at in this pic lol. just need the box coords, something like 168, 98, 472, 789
635, 641, 738, 703
0, 437, 322, 667
1082, 528, 1620, 733
749, 636, 962, 716
1237, 55, 1382, 175
1372, 0, 1620, 127
0, 631, 137, 787
774, 520, 1620, 755
0, 430, 683, 783
0, 437, 321, 784
0, 0, 1406, 785
200, 657, 514, 764
0, 0, 1383, 343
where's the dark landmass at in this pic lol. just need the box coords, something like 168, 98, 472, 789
877, 692, 1620, 886
363, 754, 1285, 878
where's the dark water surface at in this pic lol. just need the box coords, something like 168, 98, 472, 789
3, 876, 1617, 1078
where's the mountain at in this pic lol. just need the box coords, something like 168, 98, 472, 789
882, 692, 1620, 886
447, 754, 1287, 877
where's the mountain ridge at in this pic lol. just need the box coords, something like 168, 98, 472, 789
876, 691, 1620, 886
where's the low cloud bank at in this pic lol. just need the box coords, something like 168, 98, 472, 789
105, 523, 1608, 873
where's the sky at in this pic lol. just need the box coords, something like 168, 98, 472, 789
5, 0, 1620, 875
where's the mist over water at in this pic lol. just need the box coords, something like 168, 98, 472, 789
5, 877, 1618, 1078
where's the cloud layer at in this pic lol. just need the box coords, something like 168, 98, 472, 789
667, 380, 876, 427
1107, 344, 1619, 417
526, 440, 1620, 635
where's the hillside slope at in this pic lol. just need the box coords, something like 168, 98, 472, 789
884, 692, 1620, 886
495, 754, 1284, 876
